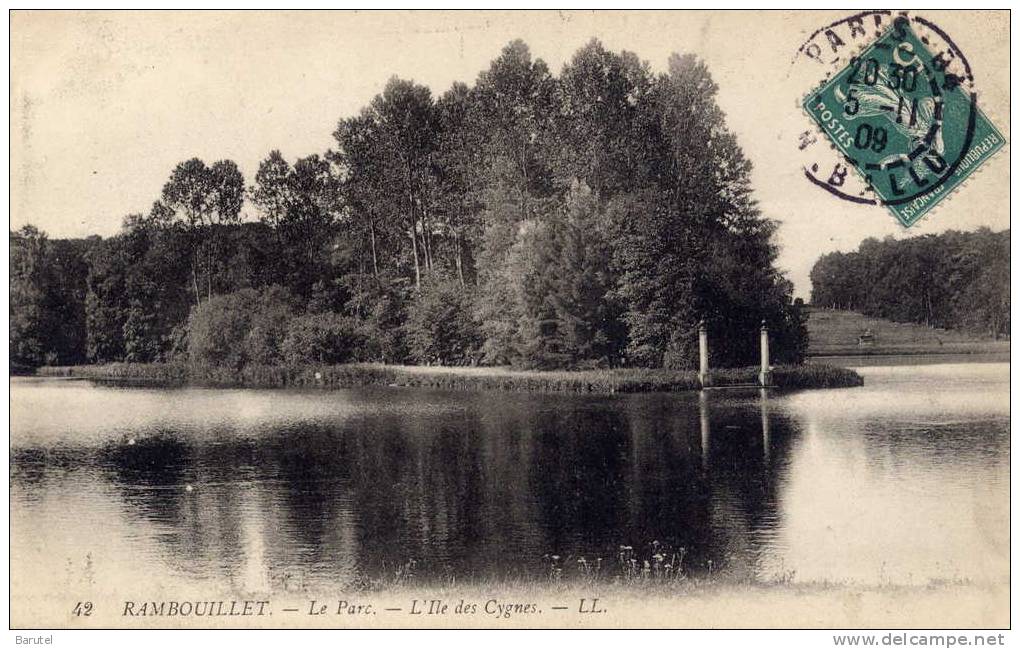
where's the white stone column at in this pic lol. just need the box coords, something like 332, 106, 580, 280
698, 319, 710, 388
759, 320, 772, 387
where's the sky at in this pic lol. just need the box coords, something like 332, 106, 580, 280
9, 10, 1010, 298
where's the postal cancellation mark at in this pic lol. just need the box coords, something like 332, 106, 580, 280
799, 13, 1005, 226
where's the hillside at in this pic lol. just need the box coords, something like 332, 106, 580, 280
805, 307, 1010, 357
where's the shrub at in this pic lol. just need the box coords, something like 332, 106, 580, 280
281, 312, 362, 364
341, 272, 410, 364
185, 285, 298, 369
406, 276, 482, 366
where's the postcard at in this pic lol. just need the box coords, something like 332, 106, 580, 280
9, 9, 1010, 631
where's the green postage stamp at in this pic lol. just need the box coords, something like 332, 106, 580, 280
803, 18, 1005, 227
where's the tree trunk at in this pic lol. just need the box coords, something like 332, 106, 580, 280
206, 242, 213, 301
421, 204, 434, 271
424, 223, 433, 271
409, 210, 421, 289
417, 173, 431, 272
454, 229, 465, 287
191, 259, 201, 307
368, 217, 379, 277
520, 140, 530, 219
407, 164, 421, 288
422, 228, 432, 271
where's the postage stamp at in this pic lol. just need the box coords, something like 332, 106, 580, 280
802, 15, 1006, 227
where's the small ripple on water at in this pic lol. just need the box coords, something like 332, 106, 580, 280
9, 366, 1010, 592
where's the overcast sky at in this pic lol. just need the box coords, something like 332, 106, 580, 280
10, 10, 1010, 297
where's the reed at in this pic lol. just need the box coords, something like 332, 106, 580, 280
771, 363, 864, 389
35, 361, 862, 393
35, 362, 190, 383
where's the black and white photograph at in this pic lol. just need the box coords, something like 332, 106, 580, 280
7, 9, 1011, 634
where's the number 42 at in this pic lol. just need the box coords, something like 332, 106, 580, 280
73, 601, 93, 616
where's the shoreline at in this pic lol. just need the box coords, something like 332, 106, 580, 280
806, 343, 1009, 358
31, 362, 863, 394
808, 351, 1010, 368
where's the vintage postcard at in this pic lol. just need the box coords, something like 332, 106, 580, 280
8, 9, 1010, 634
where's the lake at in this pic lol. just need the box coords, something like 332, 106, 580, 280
10, 363, 1009, 601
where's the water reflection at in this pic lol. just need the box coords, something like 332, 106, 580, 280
10, 364, 1009, 597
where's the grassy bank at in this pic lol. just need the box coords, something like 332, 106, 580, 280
806, 307, 1010, 357
34, 361, 862, 393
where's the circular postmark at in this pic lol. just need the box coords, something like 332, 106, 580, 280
791, 11, 1004, 226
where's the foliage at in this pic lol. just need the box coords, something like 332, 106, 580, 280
281, 312, 362, 364
81, 220, 276, 364
158, 158, 245, 229
810, 229, 1009, 338
185, 286, 299, 369
251, 151, 343, 296
10, 226, 90, 368
17, 38, 810, 371
406, 275, 481, 366
154, 158, 247, 306
339, 272, 410, 363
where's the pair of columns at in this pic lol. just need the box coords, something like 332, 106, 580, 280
697, 319, 771, 388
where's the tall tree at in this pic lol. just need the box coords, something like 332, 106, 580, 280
610, 53, 803, 368
433, 82, 485, 285
332, 115, 393, 277
508, 216, 565, 368
333, 78, 437, 288
10, 226, 91, 368
10, 226, 52, 368
371, 77, 437, 287
158, 157, 245, 304
473, 39, 558, 209
550, 183, 626, 366
251, 150, 294, 233
554, 39, 654, 200
470, 42, 560, 360
251, 152, 344, 297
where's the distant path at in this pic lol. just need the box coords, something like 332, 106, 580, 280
805, 307, 1010, 358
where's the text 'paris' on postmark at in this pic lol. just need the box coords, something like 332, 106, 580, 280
797, 11, 1005, 227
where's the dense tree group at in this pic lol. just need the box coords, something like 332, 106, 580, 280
10, 226, 90, 369
11, 39, 808, 372
810, 228, 1009, 338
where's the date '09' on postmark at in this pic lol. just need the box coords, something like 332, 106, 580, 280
803, 18, 1004, 227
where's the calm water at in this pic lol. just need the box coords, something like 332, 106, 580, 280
10, 363, 1009, 598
